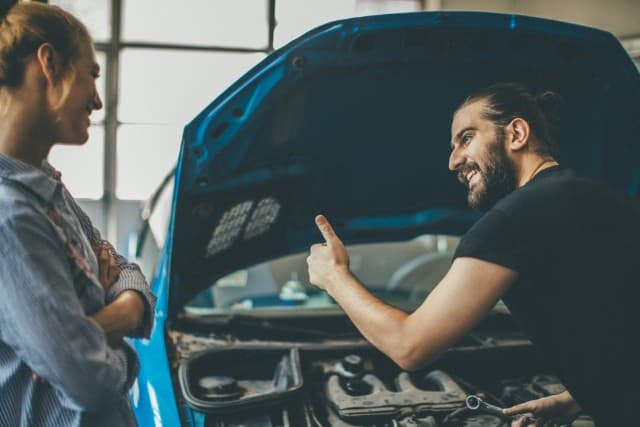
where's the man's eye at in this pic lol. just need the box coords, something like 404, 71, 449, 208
462, 134, 472, 145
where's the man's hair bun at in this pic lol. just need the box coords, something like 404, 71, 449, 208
534, 91, 564, 126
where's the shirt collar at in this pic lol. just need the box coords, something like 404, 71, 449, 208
0, 153, 61, 204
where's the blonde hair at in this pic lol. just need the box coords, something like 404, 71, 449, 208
0, 2, 91, 110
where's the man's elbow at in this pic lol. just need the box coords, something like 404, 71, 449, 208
392, 351, 426, 372
390, 343, 444, 372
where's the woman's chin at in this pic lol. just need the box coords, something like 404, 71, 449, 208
56, 130, 90, 145
56, 140, 87, 146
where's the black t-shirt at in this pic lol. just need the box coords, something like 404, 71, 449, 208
454, 166, 640, 424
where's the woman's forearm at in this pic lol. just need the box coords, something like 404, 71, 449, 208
92, 290, 144, 346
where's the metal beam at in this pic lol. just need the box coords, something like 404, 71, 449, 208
268, 0, 276, 52
96, 41, 270, 54
103, 0, 121, 242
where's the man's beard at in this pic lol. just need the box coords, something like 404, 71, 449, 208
460, 135, 517, 212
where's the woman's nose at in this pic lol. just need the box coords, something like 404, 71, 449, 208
92, 92, 103, 111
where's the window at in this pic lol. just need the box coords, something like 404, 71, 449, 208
49, 126, 105, 199
50, 0, 111, 42
122, 0, 269, 48
115, 125, 181, 200
274, 0, 421, 48
274, 0, 358, 48
116, 49, 265, 199
118, 49, 265, 125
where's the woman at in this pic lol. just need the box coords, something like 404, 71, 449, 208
0, 3, 155, 426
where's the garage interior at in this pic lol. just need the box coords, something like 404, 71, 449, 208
9, 0, 635, 261
1, 1, 638, 426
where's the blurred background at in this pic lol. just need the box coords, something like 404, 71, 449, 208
23, 0, 640, 264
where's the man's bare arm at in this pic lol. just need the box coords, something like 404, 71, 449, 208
307, 215, 517, 370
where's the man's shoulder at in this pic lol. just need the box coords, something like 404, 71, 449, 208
494, 168, 640, 232
496, 168, 590, 210
515, 168, 633, 205
517, 166, 576, 191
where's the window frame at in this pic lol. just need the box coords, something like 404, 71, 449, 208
90, 0, 276, 241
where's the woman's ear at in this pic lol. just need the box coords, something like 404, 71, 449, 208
36, 43, 61, 85
506, 117, 530, 152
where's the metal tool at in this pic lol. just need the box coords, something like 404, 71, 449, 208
465, 395, 506, 417
466, 395, 553, 425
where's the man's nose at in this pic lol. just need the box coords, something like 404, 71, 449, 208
449, 146, 465, 171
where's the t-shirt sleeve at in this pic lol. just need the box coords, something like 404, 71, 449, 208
453, 208, 525, 273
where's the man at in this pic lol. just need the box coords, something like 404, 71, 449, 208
307, 83, 639, 426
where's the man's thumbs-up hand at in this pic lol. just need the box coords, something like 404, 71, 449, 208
307, 215, 351, 292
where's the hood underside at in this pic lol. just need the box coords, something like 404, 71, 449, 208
166, 11, 640, 310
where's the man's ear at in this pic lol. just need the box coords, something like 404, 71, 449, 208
36, 43, 61, 85
506, 117, 530, 152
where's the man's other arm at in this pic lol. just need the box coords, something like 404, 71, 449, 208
307, 215, 516, 370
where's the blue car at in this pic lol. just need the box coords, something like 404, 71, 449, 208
130, 11, 639, 427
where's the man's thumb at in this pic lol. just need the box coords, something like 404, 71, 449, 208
315, 214, 338, 244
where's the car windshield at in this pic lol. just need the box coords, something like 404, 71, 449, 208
184, 234, 459, 316
134, 177, 461, 317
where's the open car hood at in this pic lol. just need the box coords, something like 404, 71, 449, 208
166, 11, 640, 311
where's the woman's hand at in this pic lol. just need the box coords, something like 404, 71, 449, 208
93, 242, 120, 291
504, 391, 582, 426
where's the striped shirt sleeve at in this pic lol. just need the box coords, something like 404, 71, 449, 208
65, 189, 156, 338
0, 201, 138, 412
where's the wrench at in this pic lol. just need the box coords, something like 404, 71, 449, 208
465, 394, 507, 417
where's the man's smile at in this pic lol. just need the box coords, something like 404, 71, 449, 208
466, 170, 479, 186
458, 165, 482, 188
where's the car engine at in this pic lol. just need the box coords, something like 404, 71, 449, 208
168, 329, 595, 427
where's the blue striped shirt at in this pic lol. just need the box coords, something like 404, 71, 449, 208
0, 153, 156, 427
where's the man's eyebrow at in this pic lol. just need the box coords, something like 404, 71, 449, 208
450, 126, 475, 148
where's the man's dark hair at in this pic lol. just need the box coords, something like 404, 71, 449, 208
458, 82, 564, 158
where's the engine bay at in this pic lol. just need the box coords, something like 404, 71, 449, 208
168, 324, 595, 427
